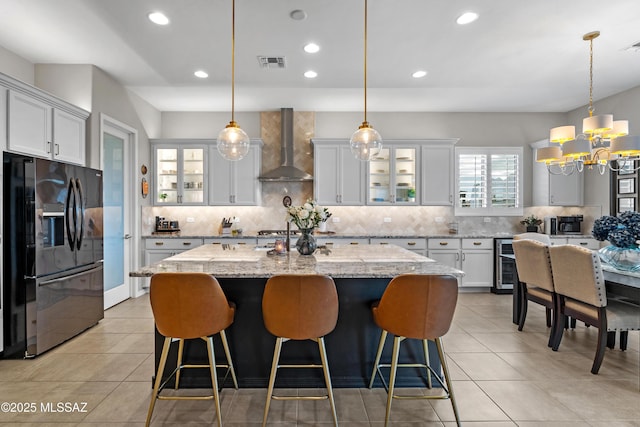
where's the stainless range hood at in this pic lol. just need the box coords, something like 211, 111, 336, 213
258, 108, 313, 182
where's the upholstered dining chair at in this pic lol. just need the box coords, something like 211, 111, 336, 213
513, 232, 551, 245
549, 244, 640, 374
147, 272, 238, 427
368, 274, 460, 427
512, 239, 557, 346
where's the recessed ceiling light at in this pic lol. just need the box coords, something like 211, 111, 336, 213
194, 70, 208, 79
412, 70, 427, 78
456, 11, 478, 25
304, 70, 318, 79
148, 11, 169, 26
290, 9, 307, 20
304, 43, 320, 54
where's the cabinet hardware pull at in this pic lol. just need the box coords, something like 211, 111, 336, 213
439, 242, 448, 246
350, 242, 359, 245
183, 242, 192, 246
380, 242, 389, 245
155, 242, 164, 246
47, 141, 51, 154
55, 143, 60, 155
579, 242, 587, 246
238, 242, 246, 245
455, 253, 460, 261
212, 242, 222, 245
473, 242, 481, 246
407, 242, 416, 246
462, 253, 466, 261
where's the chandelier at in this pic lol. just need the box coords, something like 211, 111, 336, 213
537, 31, 640, 175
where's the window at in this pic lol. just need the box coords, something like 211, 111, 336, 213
455, 147, 523, 216
610, 159, 639, 215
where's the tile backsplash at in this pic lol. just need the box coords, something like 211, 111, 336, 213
141, 204, 602, 237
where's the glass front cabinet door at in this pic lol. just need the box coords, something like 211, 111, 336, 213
153, 142, 207, 205
367, 144, 418, 205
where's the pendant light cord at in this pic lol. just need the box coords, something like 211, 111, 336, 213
588, 35, 594, 117
363, 0, 368, 123
231, 0, 236, 123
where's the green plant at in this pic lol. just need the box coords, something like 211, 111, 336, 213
159, 193, 168, 201
519, 215, 542, 226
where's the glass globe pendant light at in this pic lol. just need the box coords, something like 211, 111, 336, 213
350, 0, 382, 161
217, 0, 250, 161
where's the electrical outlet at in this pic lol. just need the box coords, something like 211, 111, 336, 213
484, 217, 492, 223
435, 217, 444, 223
186, 217, 195, 223
383, 217, 392, 223
332, 217, 340, 223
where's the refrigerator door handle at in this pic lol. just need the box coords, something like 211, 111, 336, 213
75, 178, 85, 250
65, 178, 76, 249
38, 267, 100, 287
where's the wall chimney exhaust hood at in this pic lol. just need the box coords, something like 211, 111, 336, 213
258, 108, 313, 182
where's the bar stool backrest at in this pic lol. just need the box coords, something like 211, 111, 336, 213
150, 272, 234, 339
374, 275, 458, 340
512, 239, 554, 292
513, 233, 551, 245
262, 274, 338, 340
549, 244, 608, 308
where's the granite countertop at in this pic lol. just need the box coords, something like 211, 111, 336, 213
130, 243, 465, 279
142, 233, 596, 239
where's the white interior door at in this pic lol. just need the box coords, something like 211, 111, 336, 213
101, 116, 137, 308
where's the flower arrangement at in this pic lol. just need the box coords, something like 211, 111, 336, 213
287, 199, 331, 230
592, 211, 640, 249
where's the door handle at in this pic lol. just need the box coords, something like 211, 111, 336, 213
124, 234, 132, 239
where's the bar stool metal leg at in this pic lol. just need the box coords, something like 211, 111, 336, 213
146, 337, 171, 427
219, 330, 239, 389
422, 339, 432, 389
317, 337, 338, 427
205, 336, 223, 427
436, 337, 461, 427
174, 339, 185, 389
384, 335, 403, 426
262, 337, 284, 427
368, 330, 387, 389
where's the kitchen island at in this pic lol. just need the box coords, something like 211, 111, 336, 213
130, 243, 464, 388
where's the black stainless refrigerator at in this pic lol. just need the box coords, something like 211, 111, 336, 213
3, 153, 104, 358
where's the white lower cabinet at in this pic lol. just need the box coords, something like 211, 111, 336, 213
144, 238, 203, 264
427, 238, 493, 288
370, 237, 427, 256
550, 237, 599, 249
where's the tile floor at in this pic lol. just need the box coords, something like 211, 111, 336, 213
0, 292, 638, 426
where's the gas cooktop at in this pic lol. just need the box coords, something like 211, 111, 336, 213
257, 229, 301, 236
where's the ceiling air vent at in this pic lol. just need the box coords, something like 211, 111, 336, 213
257, 56, 286, 69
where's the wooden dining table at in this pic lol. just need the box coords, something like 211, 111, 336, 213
502, 253, 640, 324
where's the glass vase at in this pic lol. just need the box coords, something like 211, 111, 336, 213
598, 245, 640, 272
296, 228, 317, 255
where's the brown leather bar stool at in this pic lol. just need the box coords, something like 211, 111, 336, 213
146, 272, 238, 427
261, 274, 339, 427
369, 274, 460, 427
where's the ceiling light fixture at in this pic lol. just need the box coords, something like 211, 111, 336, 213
216, 0, 250, 161
538, 31, 640, 175
412, 70, 427, 78
304, 43, 320, 53
456, 12, 478, 25
148, 12, 169, 25
304, 70, 318, 79
350, 0, 382, 161
194, 70, 208, 78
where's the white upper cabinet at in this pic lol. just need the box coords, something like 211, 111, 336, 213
421, 139, 457, 206
3, 74, 88, 166
209, 140, 262, 205
312, 139, 365, 205
368, 142, 419, 205
153, 142, 208, 205
531, 140, 584, 206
